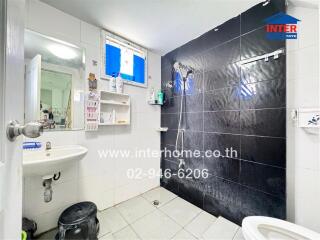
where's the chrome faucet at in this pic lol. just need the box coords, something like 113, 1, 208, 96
45, 141, 51, 150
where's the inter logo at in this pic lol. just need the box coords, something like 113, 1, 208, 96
264, 12, 301, 40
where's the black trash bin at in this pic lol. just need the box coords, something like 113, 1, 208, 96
22, 217, 37, 240
55, 202, 99, 240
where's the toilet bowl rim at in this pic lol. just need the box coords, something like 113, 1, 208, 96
242, 216, 320, 240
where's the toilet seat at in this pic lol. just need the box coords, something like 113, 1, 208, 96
242, 216, 320, 240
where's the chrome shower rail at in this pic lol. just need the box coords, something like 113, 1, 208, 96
239, 48, 285, 65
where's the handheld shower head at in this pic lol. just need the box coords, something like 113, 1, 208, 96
173, 62, 180, 71
186, 70, 193, 78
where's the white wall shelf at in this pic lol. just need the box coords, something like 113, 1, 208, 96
100, 100, 130, 106
99, 91, 131, 126
147, 100, 163, 106
99, 122, 130, 126
157, 127, 168, 132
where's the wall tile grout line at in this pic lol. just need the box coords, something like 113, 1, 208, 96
163, 129, 286, 139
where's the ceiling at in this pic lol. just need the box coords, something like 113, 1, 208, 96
40, 0, 263, 55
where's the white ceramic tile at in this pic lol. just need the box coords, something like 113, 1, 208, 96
298, 9, 318, 49
101, 189, 115, 210
23, 130, 77, 148
172, 229, 197, 240
99, 233, 115, 240
114, 182, 142, 205
203, 217, 239, 240
286, 5, 320, 232
100, 170, 116, 191
136, 112, 161, 131
37, 229, 58, 240
24, 161, 78, 189
116, 196, 154, 223
139, 178, 160, 195
297, 46, 319, 86
296, 166, 320, 196
113, 226, 140, 240
115, 168, 136, 187
80, 21, 100, 47
98, 207, 128, 236
286, 50, 300, 80
131, 209, 181, 240
142, 187, 177, 207
78, 175, 105, 210
24, 180, 78, 217
77, 135, 115, 179
295, 193, 320, 232
233, 228, 245, 240
30, 206, 65, 234
293, 128, 320, 171
185, 211, 217, 238
295, 168, 320, 221
148, 51, 162, 89
160, 197, 202, 226
83, 43, 101, 86
286, 37, 299, 53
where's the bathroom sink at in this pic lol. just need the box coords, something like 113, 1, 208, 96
23, 145, 88, 176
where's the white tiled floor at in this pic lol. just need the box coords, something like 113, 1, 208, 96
37, 187, 243, 240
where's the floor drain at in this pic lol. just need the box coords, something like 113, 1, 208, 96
153, 200, 160, 206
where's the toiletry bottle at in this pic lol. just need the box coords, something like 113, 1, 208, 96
150, 88, 155, 102
112, 109, 116, 124
157, 90, 164, 105
109, 73, 116, 92
116, 73, 123, 93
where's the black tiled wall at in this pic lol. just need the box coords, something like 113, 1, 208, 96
160, 0, 286, 224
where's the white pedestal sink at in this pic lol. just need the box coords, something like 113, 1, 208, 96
23, 145, 88, 176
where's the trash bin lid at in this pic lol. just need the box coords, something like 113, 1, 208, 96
59, 202, 97, 225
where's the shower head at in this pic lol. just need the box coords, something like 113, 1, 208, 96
173, 62, 193, 79
173, 62, 180, 71
186, 70, 193, 78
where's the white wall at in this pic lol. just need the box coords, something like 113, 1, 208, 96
287, 4, 320, 232
24, 0, 161, 234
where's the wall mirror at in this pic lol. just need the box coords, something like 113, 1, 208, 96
24, 29, 85, 131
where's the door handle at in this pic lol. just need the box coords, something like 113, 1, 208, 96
6, 120, 43, 141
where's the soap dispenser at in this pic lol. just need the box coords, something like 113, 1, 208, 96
109, 73, 116, 92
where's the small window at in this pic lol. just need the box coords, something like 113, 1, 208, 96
101, 30, 147, 87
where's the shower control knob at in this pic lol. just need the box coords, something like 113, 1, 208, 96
6, 120, 43, 141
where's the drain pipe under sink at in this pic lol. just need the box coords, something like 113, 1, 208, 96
42, 172, 61, 203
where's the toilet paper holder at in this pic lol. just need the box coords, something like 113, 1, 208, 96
291, 108, 320, 128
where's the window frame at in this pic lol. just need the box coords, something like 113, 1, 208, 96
100, 30, 148, 88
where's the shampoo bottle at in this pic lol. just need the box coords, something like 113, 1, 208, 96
157, 90, 164, 105
112, 109, 116, 124
116, 73, 123, 93
150, 87, 155, 102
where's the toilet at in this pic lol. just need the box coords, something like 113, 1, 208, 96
242, 216, 320, 240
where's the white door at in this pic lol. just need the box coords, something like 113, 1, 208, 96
25, 55, 41, 122
0, 0, 25, 239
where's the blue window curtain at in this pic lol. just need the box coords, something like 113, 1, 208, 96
105, 43, 145, 85
133, 55, 145, 84
105, 44, 120, 76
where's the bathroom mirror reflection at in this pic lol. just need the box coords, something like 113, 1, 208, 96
24, 29, 85, 131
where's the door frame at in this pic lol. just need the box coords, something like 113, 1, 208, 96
0, 0, 5, 165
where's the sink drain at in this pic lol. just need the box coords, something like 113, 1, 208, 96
152, 200, 160, 206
